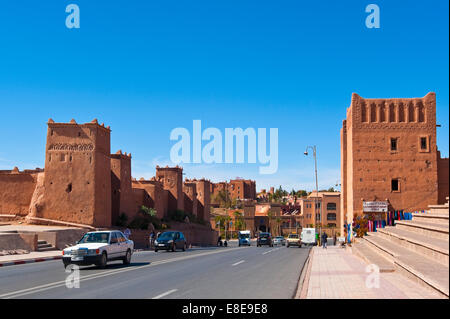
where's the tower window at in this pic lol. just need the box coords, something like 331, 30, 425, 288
420, 137, 427, 150
66, 183, 72, 193
391, 179, 400, 192
390, 138, 397, 151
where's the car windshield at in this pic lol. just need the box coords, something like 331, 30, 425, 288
79, 232, 110, 244
158, 232, 176, 240
289, 234, 299, 239
239, 233, 250, 238
276, 236, 284, 239
260, 233, 270, 238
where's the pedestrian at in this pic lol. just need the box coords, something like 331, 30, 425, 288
149, 231, 155, 249
333, 233, 337, 246
321, 232, 328, 249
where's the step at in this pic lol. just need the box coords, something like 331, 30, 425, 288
376, 227, 448, 266
37, 246, 58, 252
351, 241, 395, 272
395, 220, 449, 240
37, 243, 53, 249
412, 213, 449, 226
363, 234, 449, 296
428, 205, 449, 215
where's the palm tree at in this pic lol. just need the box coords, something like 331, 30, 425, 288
275, 217, 282, 236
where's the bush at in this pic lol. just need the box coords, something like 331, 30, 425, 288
127, 206, 163, 230
115, 213, 128, 227
167, 209, 206, 225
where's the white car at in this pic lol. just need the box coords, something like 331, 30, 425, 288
273, 236, 285, 246
62, 230, 134, 268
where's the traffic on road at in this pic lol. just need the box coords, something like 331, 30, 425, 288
0, 229, 311, 299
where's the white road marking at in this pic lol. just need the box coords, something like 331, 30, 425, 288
0, 247, 245, 299
152, 289, 178, 299
231, 260, 245, 266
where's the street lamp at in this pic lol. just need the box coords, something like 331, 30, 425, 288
304, 145, 321, 245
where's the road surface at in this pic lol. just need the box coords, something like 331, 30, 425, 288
0, 241, 310, 299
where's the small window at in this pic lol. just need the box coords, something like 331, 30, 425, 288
327, 203, 337, 211
327, 213, 337, 221
420, 137, 427, 150
391, 138, 397, 151
391, 179, 399, 192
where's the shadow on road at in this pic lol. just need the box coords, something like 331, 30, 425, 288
79, 262, 150, 271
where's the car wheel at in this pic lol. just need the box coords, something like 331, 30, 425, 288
123, 249, 131, 265
182, 243, 186, 251
155, 248, 158, 252
171, 243, 176, 252
63, 261, 70, 268
96, 252, 107, 269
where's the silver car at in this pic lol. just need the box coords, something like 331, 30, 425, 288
273, 236, 286, 246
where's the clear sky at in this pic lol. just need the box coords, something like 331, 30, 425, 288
0, 0, 448, 191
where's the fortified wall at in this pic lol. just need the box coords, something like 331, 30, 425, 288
0, 119, 214, 233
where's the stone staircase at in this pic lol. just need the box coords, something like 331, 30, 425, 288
37, 240, 57, 252
352, 198, 449, 298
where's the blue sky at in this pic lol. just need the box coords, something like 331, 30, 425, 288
0, 0, 448, 191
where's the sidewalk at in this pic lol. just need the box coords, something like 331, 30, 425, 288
302, 246, 444, 299
0, 250, 62, 267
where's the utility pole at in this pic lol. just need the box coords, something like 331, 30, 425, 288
305, 145, 321, 245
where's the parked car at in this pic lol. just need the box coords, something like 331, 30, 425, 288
273, 236, 285, 246
154, 231, 187, 252
62, 230, 134, 268
257, 232, 273, 247
286, 233, 301, 248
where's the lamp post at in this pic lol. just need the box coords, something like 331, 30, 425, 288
304, 145, 321, 245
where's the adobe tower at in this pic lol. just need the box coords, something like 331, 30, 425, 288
195, 179, 211, 222
156, 166, 184, 213
39, 119, 112, 227
341, 92, 448, 226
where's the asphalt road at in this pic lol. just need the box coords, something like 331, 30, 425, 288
0, 241, 310, 299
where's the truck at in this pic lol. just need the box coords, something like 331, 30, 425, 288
238, 230, 251, 246
300, 228, 316, 246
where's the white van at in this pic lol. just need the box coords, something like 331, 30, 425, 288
301, 228, 316, 246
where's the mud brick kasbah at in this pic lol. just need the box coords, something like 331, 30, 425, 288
0, 118, 212, 228
341, 92, 449, 226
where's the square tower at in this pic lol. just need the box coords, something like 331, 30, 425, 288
195, 179, 211, 222
156, 166, 184, 213
111, 150, 133, 225
183, 180, 198, 216
341, 93, 440, 225
41, 119, 112, 227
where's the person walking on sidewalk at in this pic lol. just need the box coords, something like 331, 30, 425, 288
321, 232, 328, 249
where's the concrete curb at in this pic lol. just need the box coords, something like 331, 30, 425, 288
294, 247, 314, 299
0, 255, 62, 267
